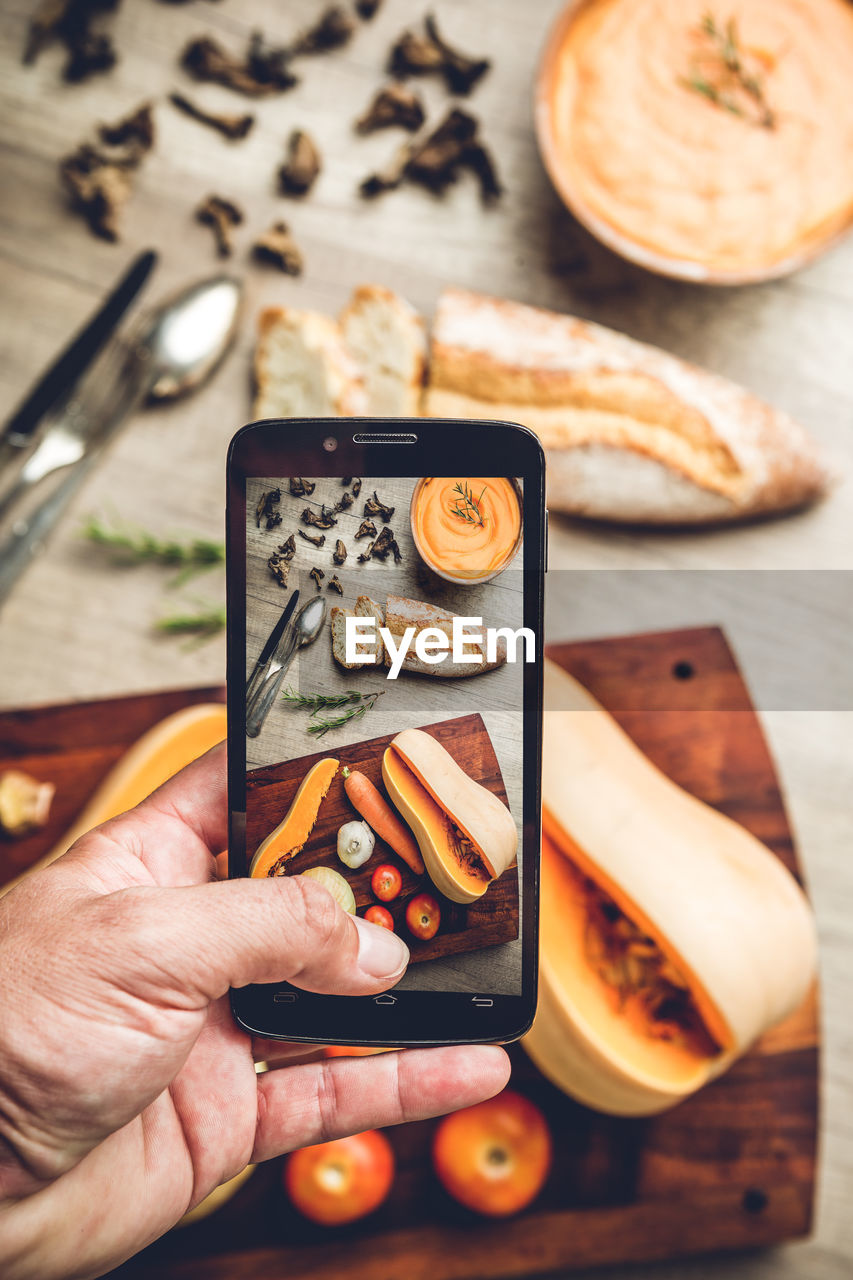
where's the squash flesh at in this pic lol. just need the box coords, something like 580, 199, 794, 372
382, 748, 489, 903
250, 757, 338, 878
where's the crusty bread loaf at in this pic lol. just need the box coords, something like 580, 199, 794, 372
355, 595, 385, 666
383, 595, 507, 677
254, 308, 367, 420
330, 596, 386, 670
424, 288, 829, 524
339, 285, 426, 416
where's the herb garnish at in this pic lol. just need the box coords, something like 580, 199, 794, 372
157, 605, 226, 644
83, 516, 224, 585
679, 12, 776, 129
449, 481, 487, 527
281, 687, 383, 736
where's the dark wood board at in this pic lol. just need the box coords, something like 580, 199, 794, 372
0, 628, 819, 1279
245, 712, 519, 964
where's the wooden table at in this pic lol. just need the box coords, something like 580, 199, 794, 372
0, 2, 850, 1277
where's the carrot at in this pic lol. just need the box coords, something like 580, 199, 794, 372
342, 766, 425, 876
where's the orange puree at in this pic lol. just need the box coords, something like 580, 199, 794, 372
413, 477, 521, 579
546, 0, 853, 277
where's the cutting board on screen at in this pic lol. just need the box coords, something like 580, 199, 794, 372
245, 712, 519, 964
0, 628, 818, 1280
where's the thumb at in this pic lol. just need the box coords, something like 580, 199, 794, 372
106, 874, 410, 1006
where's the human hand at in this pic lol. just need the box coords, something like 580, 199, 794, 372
0, 746, 510, 1280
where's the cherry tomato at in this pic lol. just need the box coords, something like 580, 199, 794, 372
432, 1090, 551, 1217
365, 904, 394, 931
371, 863, 402, 902
285, 1130, 395, 1225
405, 892, 441, 941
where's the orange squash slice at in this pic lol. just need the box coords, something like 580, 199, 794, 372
249, 757, 338, 878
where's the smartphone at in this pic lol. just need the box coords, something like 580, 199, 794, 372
226, 418, 545, 1046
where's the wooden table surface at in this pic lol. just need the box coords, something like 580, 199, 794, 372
0, 2, 849, 1278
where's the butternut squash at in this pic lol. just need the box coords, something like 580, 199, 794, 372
249, 757, 338, 877
0, 703, 227, 898
523, 659, 817, 1116
381, 728, 517, 905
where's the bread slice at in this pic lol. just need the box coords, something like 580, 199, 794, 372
330, 597, 386, 671
254, 308, 367, 420
383, 595, 507, 678
425, 288, 829, 525
339, 285, 426, 416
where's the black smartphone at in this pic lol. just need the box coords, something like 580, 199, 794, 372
226, 418, 545, 1047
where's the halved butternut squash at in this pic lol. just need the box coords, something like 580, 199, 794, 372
522, 659, 817, 1116
249, 757, 338, 878
381, 728, 517, 905
0, 702, 227, 899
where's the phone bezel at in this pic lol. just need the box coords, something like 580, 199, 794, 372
226, 418, 545, 1046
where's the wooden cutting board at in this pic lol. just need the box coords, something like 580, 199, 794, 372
0, 627, 818, 1279
245, 713, 519, 963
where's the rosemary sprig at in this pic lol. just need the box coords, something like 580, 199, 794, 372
449, 481, 487, 527
280, 687, 384, 736
680, 11, 775, 130
156, 604, 226, 647
83, 515, 225, 586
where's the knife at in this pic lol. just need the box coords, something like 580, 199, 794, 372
246, 589, 301, 708
0, 250, 157, 467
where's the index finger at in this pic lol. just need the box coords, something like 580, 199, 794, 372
136, 741, 229, 855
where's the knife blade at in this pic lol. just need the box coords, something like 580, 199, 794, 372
246, 589, 300, 703
0, 249, 157, 458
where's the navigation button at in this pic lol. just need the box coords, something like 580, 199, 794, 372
273, 992, 298, 1003
472, 997, 494, 1008
374, 994, 398, 1006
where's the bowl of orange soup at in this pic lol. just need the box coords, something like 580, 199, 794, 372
536, 0, 853, 283
410, 477, 523, 584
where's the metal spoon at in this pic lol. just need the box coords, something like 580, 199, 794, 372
246, 594, 328, 739
0, 275, 242, 608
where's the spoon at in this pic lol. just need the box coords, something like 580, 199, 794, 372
246, 594, 328, 739
0, 275, 242, 608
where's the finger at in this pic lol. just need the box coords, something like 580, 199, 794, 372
134, 741, 228, 855
252, 1045, 511, 1162
109, 873, 410, 1006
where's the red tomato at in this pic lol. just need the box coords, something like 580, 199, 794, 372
432, 1091, 552, 1217
405, 892, 441, 941
365, 904, 394, 931
371, 863, 402, 902
285, 1130, 395, 1225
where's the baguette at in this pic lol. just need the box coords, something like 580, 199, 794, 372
254, 307, 367, 420
425, 288, 829, 525
339, 285, 426, 416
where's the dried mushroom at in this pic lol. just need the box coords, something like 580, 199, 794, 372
354, 518, 376, 540
60, 102, 154, 241
309, 566, 325, 591
327, 574, 344, 595
356, 0, 382, 18
265, 512, 282, 531
278, 130, 321, 196
0, 770, 55, 838
181, 33, 298, 96
333, 539, 347, 565
355, 83, 425, 134
357, 540, 375, 563
292, 6, 355, 56
268, 543, 292, 587
360, 108, 501, 204
335, 491, 354, 512
289, 477, 316, 497
24, 0, 120, 84
351, 478, 362, 498
302, 505, 337, 529
279, 533, 296, 559
389, 14, 490, 96
367, 526, 402, 562
299, 529, 326, 548
256, 488, 281, 526
252, 222, 304, 276
169, 92, 254, 140
196, 194, 243, 257
363, 491, 395, 522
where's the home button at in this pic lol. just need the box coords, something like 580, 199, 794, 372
374, 994, 398, 1006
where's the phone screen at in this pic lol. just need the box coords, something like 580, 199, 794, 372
227, 420, 543, 1045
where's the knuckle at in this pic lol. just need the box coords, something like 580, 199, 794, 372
278, 875, 345, 955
